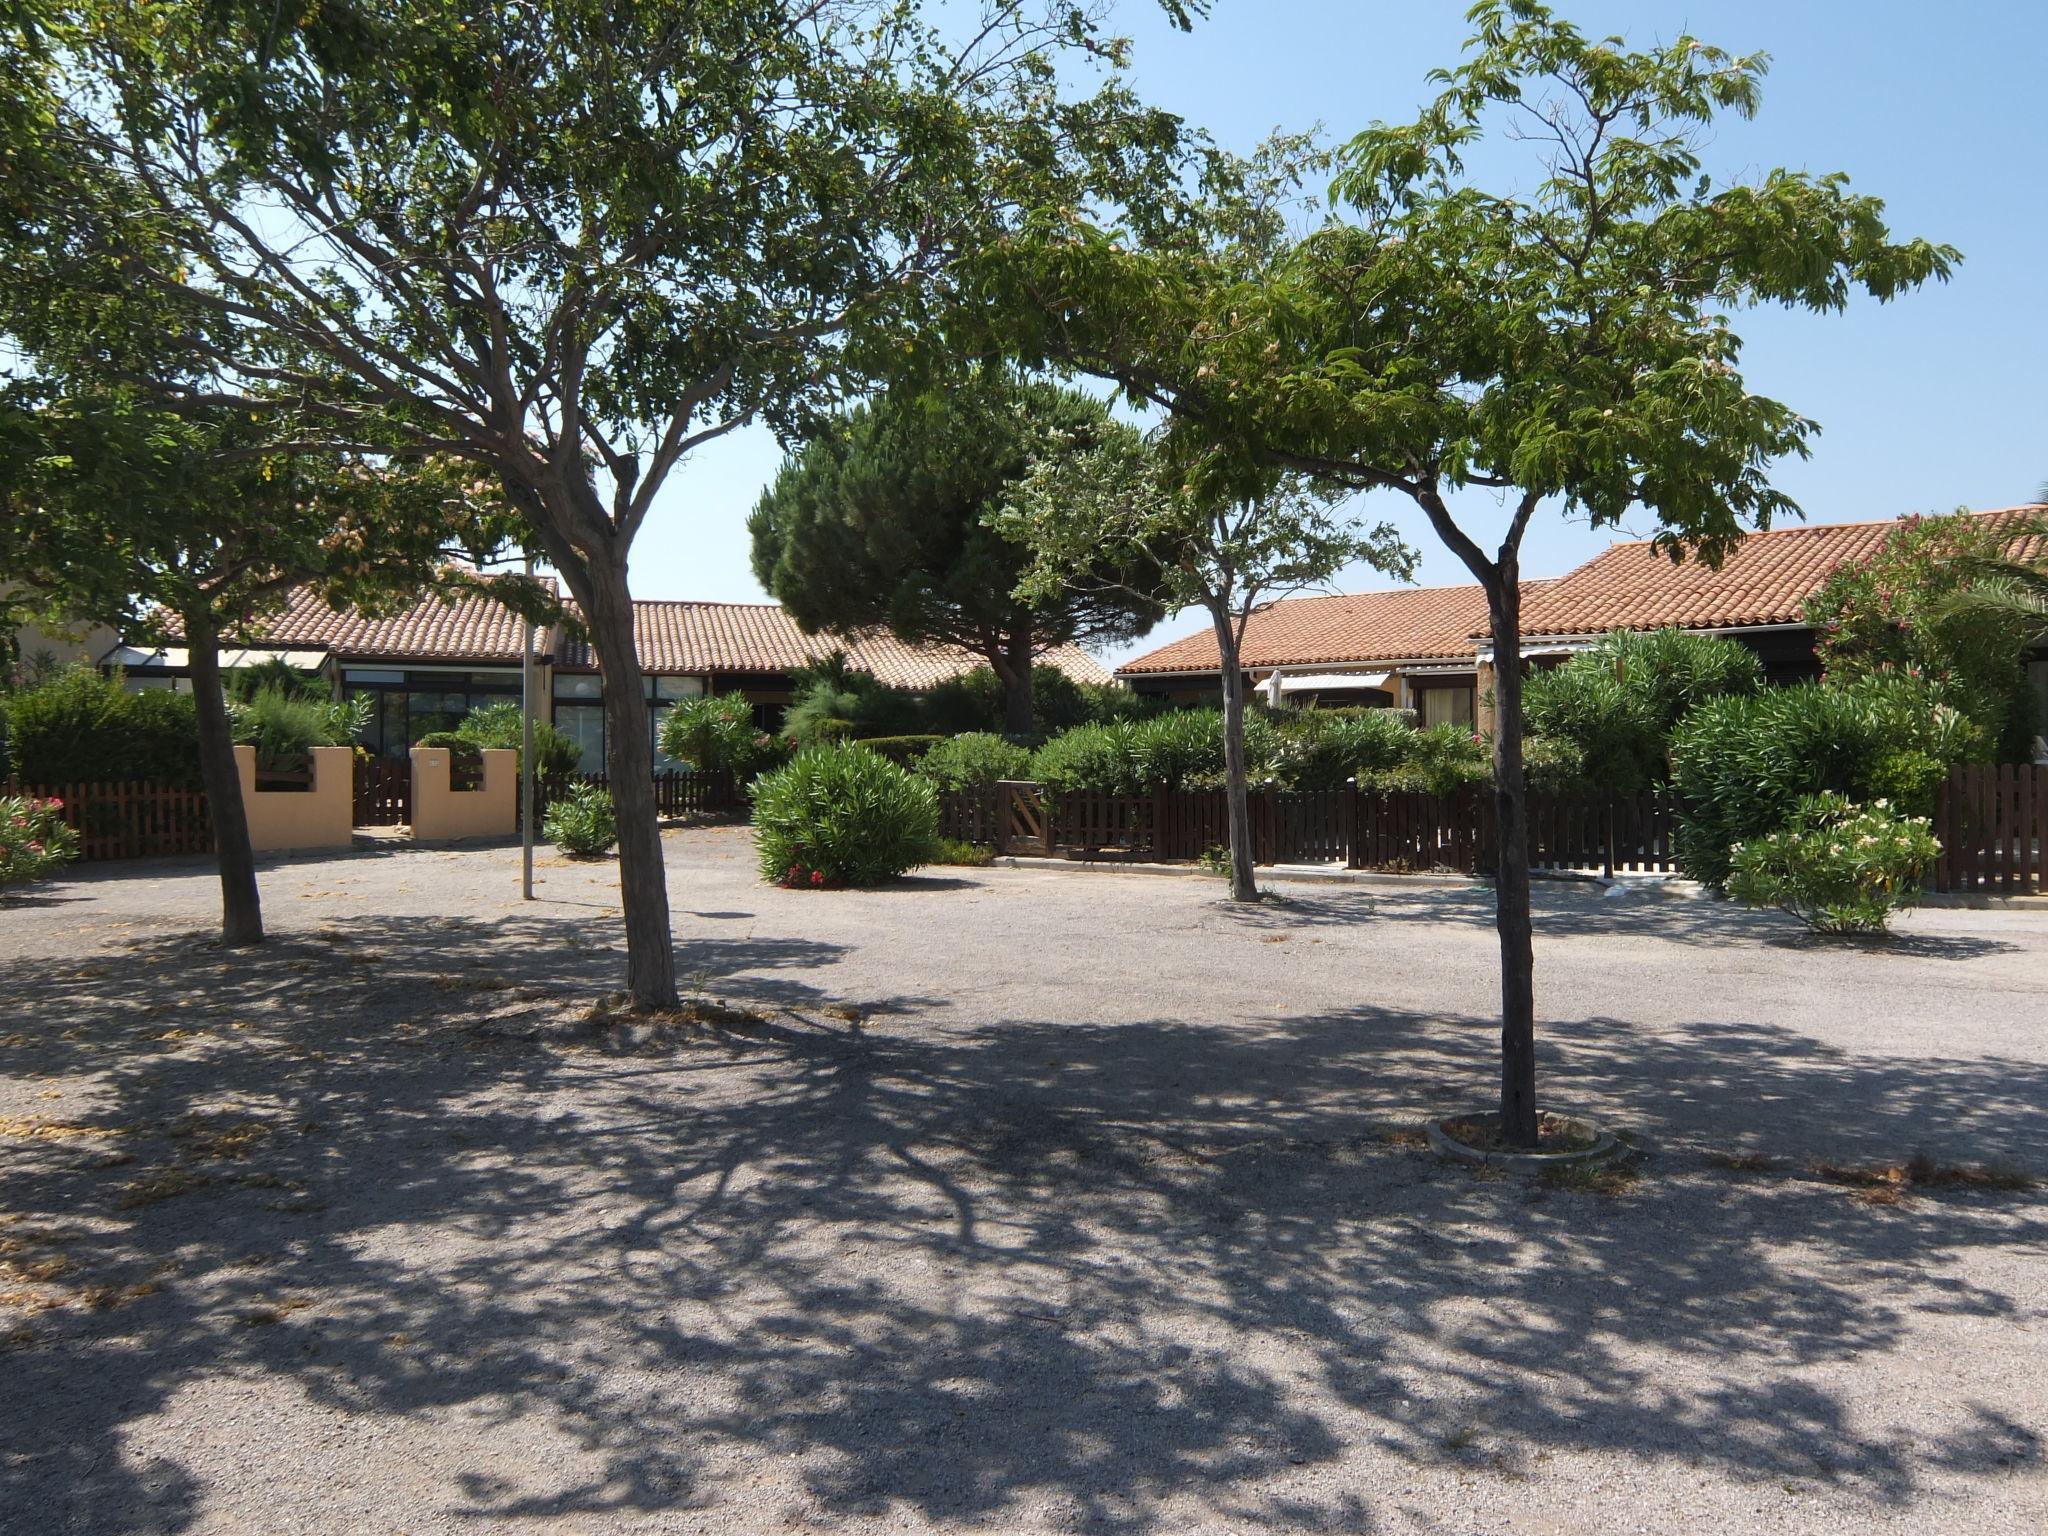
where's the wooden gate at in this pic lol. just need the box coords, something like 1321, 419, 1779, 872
353, 756, 410, 827
998, 780, 1048, 855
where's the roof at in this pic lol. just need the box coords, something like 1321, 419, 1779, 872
553, 600, 1112, 689
1514, 508, 2048, 639
1115, 584, 1510, 677
169, 584, 1112, 689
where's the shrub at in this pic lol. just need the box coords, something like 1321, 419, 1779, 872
1029, 721, 1140, 796
453, 700, 582, 777
920, 664, 1103, 736
851, 734, 945, 766
660, 693, 788, 782
0, 795, 80, 887
1726, 793, 1938, 933
1522, 628, 1763, 791
0, 666, 201, 785
1806, 509, 2047, 761
1271, 708, 1415, 790
1390, 722, 1491, 796
933, 836, 994, 867
543, 783, 618, 856
1521, 733, 1591, 794
752, 742, 940, 887
231, 687, 367, 768
1670, 674, 1982, 888
224, 657, 326, 704
916, 732, 1031, 790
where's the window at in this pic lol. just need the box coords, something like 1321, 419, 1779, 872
553, 703, 607, 773
1417, 684, 1475, 730
343, 668, 521, 757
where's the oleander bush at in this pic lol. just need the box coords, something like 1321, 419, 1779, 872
1670, 673, 1981, 888
850, 734, 945, 766
753, 742, 940, 887
916, 731, 1032, 790
543, 783, 618, 857
1028, 720, 1142, 797
1270, 708, 1415, 790
1361, 722, 1491, 796
452, 700, 583, 777
231, 686, 369, 768
1726, 793, 1938, 933
0, 795, 79, 888
659, 692, 788, 784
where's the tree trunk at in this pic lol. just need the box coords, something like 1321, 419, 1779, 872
1483, 577, 1538, 1147
581, 555, 680, 1012
1209, 605, 1259, 902
184, 607, 263, 947
992, 626, 1035, 739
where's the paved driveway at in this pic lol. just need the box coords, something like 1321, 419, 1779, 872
2, 828, 2044, 1534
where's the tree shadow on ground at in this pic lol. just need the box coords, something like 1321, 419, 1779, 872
1, 917, 2043, 1533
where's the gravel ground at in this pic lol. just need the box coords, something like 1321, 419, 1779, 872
2, 826, 2045, 1535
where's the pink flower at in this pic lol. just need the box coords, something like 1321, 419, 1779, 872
41, 797, 61, 811
810, 870, 825, 886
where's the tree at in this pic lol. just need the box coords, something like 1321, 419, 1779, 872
751, 375, 1167, 735
0, 386, 532, 946
998, 421, 1411, 899
19, 1, 1195, 1010
975, 0, 1955, 1142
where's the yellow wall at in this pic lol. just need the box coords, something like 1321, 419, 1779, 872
409, 746, 517, 842
232, 745, 355, 852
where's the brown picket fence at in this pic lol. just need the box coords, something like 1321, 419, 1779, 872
3, 777, 213, 861
527, 768, 740, 824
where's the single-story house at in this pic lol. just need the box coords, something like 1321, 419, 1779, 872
1117, 508, 2048, 742
107, 588, 1110, 771
1115, 582, 1550, 729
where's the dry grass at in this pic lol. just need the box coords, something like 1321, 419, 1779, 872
1811, 1153, 2036, 1206
1538, 1159, 1642, 1197
0, 1115, 132, 1143
167, 1117, 272, 1160
118, 1167, 212, 1209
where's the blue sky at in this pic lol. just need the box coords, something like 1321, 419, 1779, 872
619, 0, 2048, 667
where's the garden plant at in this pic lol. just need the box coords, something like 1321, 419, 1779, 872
752, 742, 941, 889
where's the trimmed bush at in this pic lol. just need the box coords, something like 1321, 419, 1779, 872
1669, 674, 1982, 888
0, 794, 80, 887
543, 783, 618, 856
1726, 793, 1938, 934
1366, 722, 1490, 796
916, 732, 1031, 790
752, 741, 940, 888
1, 666, 201, 785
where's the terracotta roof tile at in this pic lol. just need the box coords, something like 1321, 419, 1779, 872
203, 583, 542, 664
1514, 507, 2048, 639
554, 600, 1112, 689
1115, 584, 1514, 676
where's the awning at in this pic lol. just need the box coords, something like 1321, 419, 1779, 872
1275, 671, 1390, 693
106, 645, 330, 672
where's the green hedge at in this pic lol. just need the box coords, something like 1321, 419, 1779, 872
0, 667, 201, 785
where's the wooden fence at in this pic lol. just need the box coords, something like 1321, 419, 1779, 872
527, 767, 740, 824
1934, 762, 2047, 894
3, 778, 212, 861
939, 780, 1685, 878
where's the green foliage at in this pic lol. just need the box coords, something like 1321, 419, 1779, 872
933, 837, 995, 868
1670, 675, 1982, 888
752, 742, 941, 888
1029, 722, 1142, 797
917, 664, 1115, 738
0, 794, 80, 887
1270, 707, 1416, 790
0, 666, 200, 785
851, 735, 945, 766
1130, 707, 1279, 789
451, 700, 582, 778
779, 664, 924, 748
1806, 510, 2048, 761
751, 376, 1168, 717
224, 658, 325, 705
230, 687, 366, 769
659, 694, 787, 783
1361, 724, 1492, 796
543, 784, 618, 858
1522, 630, 1764, 791
1726, 793, 1938, 934
915, 733, 1032, 791
1520, 734, 1591, 794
